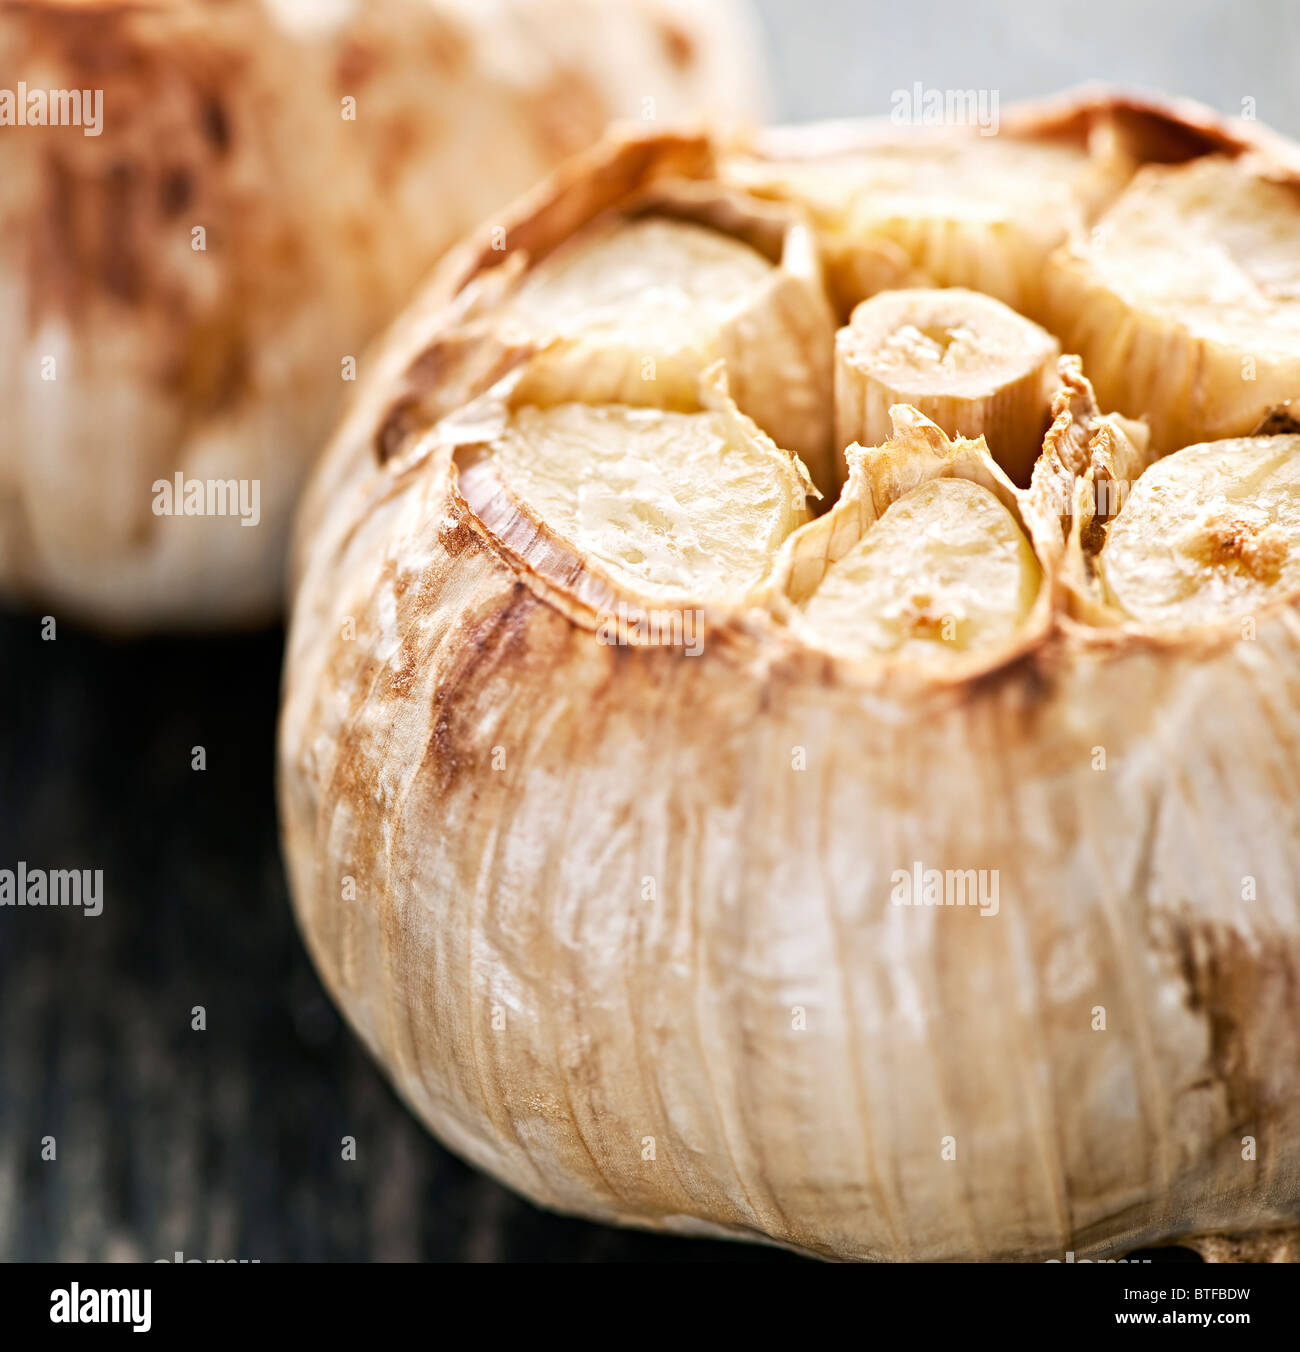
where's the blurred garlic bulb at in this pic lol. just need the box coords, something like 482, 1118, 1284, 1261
280, 96, 1300, 1261
0, 0, 759, 629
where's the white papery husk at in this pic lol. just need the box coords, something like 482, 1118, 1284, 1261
279, 107, 1300, 1261
0, 0, 759, 629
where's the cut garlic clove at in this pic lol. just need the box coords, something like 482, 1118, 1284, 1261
835, 288, 1060, 486
1044, 156, 1300, 452
728, 130, 1127, 316
798, 476, 1041, 665
458, 396, 812, 609
500, 215, 836, 489
773, 406, 1048, 673
1097, 434, 1300, 626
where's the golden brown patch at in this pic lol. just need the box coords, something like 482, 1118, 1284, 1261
424, 16, 469, 74
659, 20, 696, 70
1185, 506, 1287, 582
334, 37, 377, 94
100, 160, 140, 301
170, 314, 249, 413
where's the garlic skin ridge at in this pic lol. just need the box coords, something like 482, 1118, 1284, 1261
279, 106, 1300, 1261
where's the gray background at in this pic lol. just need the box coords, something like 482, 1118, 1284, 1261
752, 0, 1299, 136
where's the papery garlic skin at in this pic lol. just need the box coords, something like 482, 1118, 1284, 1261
280, 106, 1300, 1263
0, 0, 759, 630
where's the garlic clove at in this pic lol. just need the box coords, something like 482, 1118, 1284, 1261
1043, 156, 1300, 452
1097, 435, 1300, 626
457, 396, 812, 609
797, 476, 1041, 665
835, 288, 1060, 486
501, 214, 837, 490
727, 127, 1128, 317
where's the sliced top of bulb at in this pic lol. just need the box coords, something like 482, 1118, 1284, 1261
476, 400, 812, 607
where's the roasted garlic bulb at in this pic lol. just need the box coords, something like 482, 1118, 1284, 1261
280, 95, 1300, 1263
0, 0, 759, 629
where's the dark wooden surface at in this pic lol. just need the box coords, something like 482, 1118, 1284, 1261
0, 610, 796, 1262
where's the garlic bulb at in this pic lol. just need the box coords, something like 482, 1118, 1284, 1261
280, 97, 1300, 1262
0, 0, 759, 629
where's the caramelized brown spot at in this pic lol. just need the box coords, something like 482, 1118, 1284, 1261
200, 94, 230, 154
901, 592, 956, 640
334, 37, 378, 92
158, 167, 193, 217
171, 316, 249, 413
1185, 506, 1287, 582
100, 161, 140, 302
425, 18, 470, 74
1251, 403, 1300, 437
374, 112, 420, 191
659, 20, 696, 70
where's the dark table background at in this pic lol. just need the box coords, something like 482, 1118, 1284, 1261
0, 613, 802, 1261
3, 0, 1285, 1264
